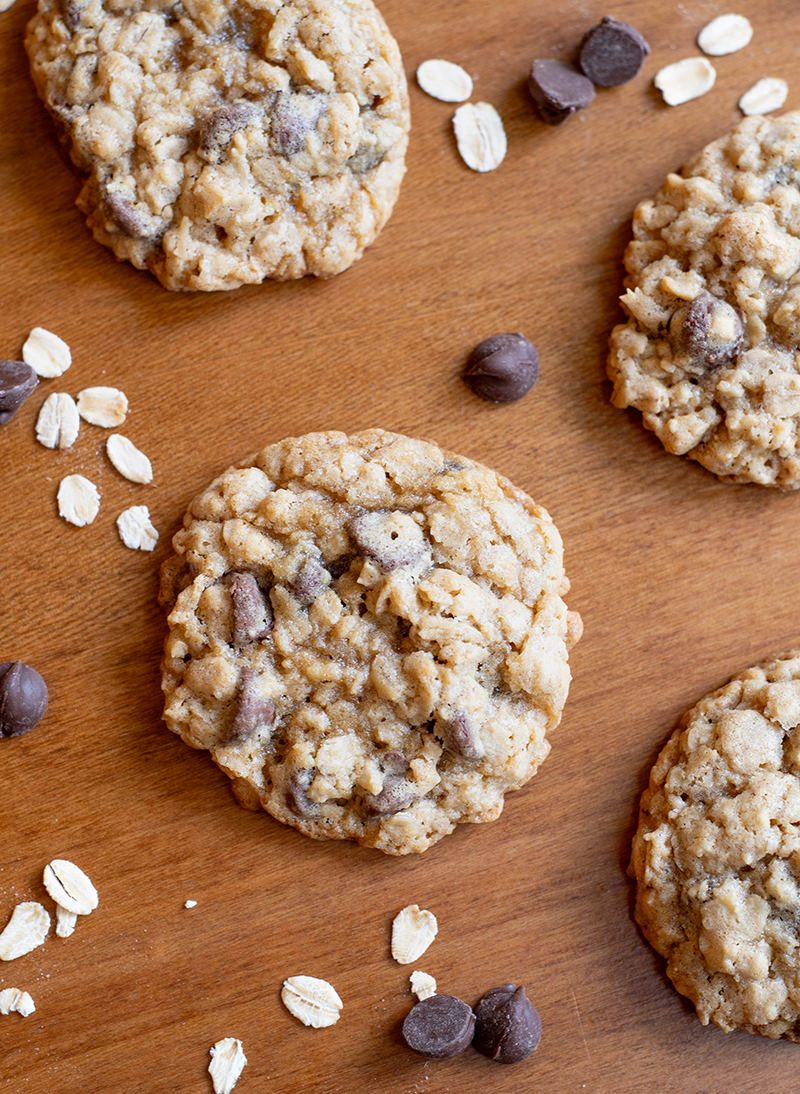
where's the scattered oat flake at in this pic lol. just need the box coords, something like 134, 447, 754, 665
452, 101, 506, 172
43, 859, 98, 916
697, 13, 753, 56
57, 474, 100, 527
739, 77, 788, 116
391, 904, 438, 965
0, 988, 35, 1017
55, 906, 78, 938
0, 0, 19, 10
185, 899, 197, 909
76, 386, 128, 427
410, 970, 437, 1000
208, 1037, 247, 1094
417, 59, 473, 103
281, 975, 343, 1028
117, 505, 159, 551
654, 57, 716, 106
35, 392, 80, 450
106, 433, 153, 483
0, 902, 50, 961
22, 327, 71, 378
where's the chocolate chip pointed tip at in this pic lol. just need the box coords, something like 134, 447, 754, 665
473, 983, 542, 1064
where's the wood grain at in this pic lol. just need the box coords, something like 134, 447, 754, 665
2, 1, 800, 1090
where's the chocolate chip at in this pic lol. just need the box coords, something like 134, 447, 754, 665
198, 102, 259, 162
527, 60, 596, 125
224, 571, 272, 646
0, 361, 38, 424
0, 661, 48, 739
578, 16, 650, 88
225, 666, 275, 745
285, 768, 318, 817
669, 291, 744, 369
463, 333, 539, 403
435, 710, 485, 761
286, 557, 327, 606
325, 554, 354, 582
473, 984, 542, 1064
402, 995, 476, 1059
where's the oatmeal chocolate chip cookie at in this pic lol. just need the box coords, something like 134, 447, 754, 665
159, 429, 581, 855
25, 0, 409, 291
607, 111, 800, 489
631, 649, 800, 1039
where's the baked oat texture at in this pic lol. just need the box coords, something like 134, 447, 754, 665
159, 429, 582, 855
25, 0, 409, 291
631, 649, 800, 1039
608, 111, 800, 489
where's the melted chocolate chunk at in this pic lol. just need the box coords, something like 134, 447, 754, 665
0, 661, 49, 739
435, 711, 485, 761
199, 101, 259, 162
473, 984, 542, 1064
669, 291, 744, 369
224, 571, 273, 646
102, 192, 151, 239
463, 333, 539, 402
348, 511, 428, 572
402, 995, 476, 1059
225, 666, 275, 745
578, 16, 650, 87
528, 61, 595, 125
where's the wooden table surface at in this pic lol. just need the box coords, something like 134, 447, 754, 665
3, 0, 800, 1090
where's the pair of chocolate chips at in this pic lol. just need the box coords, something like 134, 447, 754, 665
0, 661, 49, 739
529, 16, 650, 126
402, 983, 542, 1065
0, 360, 38, 425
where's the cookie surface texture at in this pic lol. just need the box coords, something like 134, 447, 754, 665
608, 111, 800, 488
159, 429, 581, 854
631, 650, 800, 1038
25, 0, 409, 291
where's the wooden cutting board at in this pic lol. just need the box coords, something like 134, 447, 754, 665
3, 0, 800, 1090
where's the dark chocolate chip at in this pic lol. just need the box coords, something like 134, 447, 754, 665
473, 984, 542, 1064
669, 291, 743, 369
528, 60, 595, 125
286, 557, 327, 606
198, 101, 259, 162
325, 554, 354, 582
578, 16, 650, 88
463, 333, 539, 403
0, 360, 38, 423
225, 666, 275, 745
224, 571, 273, 646
402, 995, 476, 1059
0, 661, 49, 739
360, 775, 415, 817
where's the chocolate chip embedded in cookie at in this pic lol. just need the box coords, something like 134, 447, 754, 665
24, 0, 409, 291
159, 429, 581, 855
631, 649, 800, 1039
607, 111, 800, 489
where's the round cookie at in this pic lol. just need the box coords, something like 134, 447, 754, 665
608, 111, 800, 489
631, 649, 800, 1039
159, 429, 582, 855
25, 0, 409, 291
